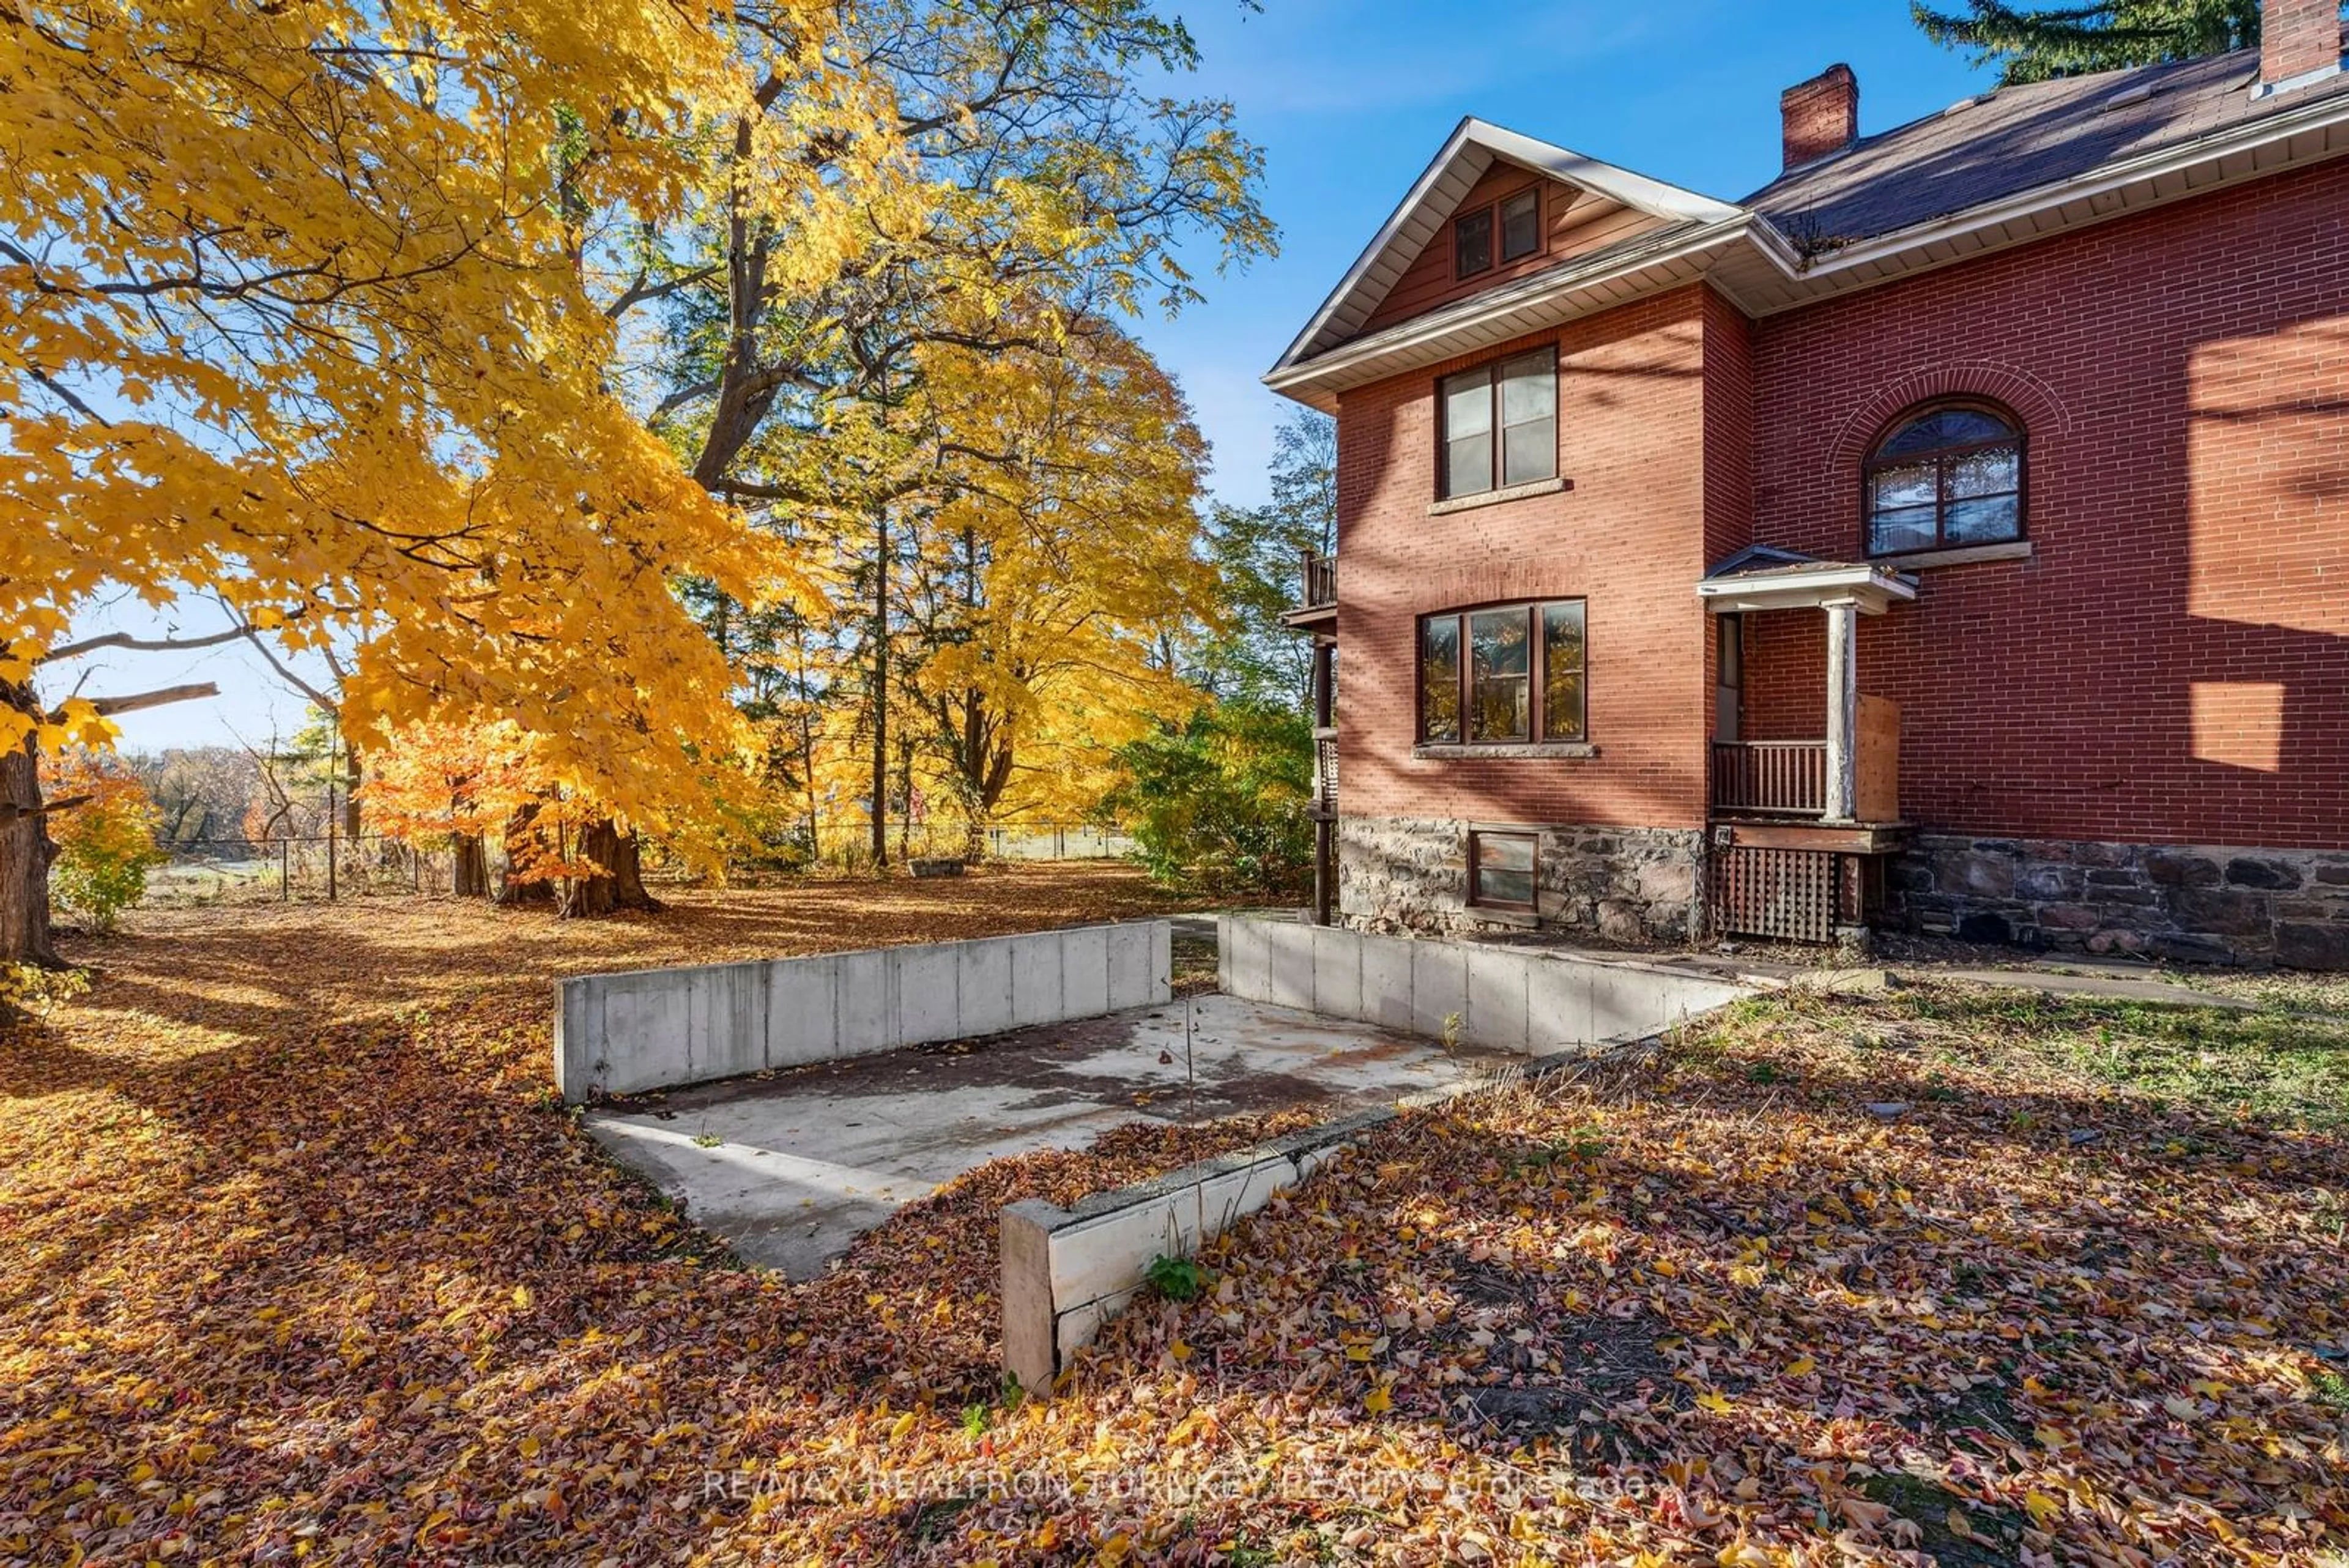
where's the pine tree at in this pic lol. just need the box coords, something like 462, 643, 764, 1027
1913, 1, 2264, 84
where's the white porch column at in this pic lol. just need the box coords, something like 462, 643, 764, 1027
1822, 596, 1859, 822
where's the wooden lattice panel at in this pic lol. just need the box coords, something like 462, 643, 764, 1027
1713, 845, 1836, 945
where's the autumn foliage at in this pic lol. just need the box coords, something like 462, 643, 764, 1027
1, 886, 2343, 1562
37, 751, 164, 934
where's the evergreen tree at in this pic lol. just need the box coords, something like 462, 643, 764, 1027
1913, 1, 2264, 84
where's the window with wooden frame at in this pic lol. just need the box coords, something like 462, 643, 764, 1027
1499, 187, 1541, 262
1438, 348, 1557, 499
1468, 829, 1538, 912
1453, 186, 1544, 281
1864, 401, 2024, 555
1417, 599, 1585, 745
1453, 206, 1492, 280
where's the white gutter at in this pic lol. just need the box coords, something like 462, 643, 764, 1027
1263, 215, 1750, 396
1267, 82, 2349, 403
1788, 74, 2349, 284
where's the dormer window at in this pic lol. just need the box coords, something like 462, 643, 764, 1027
1499, 188, 1540, 261
1453, 187, 1543, 280
1453, 207, 1493, 279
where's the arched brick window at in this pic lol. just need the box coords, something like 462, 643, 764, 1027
1863, 401, 2024, 555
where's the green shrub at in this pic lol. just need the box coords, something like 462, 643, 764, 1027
1106, 700, 1312, 896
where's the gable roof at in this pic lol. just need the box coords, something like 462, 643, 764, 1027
1269, 40, 2349, 410
1271, 119, 1740, 373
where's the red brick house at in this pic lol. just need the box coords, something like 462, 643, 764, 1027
1270, 1, 2349, 967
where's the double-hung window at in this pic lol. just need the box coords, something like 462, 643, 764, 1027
1439, 349, 1557, 499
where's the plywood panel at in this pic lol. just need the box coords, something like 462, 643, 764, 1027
1855, 694, 1901, 823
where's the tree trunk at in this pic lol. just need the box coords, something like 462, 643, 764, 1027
342, 746, 362, 841
557, 820, 661, 920
1, 678, 62, 973
870, 508, 889, 868
495, 805, 554, 905
452, 833, 489, 898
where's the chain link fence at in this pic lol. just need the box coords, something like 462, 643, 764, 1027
141, 823, 1138, 905
143, 836, 466, 907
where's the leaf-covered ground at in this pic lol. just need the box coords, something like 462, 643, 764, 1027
2, 879, 2344, 1565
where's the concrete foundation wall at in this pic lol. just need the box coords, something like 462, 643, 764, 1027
555, 921, 1171, 1101
1001, 1116, 1369, 1394
1215, 913, 1751, 1057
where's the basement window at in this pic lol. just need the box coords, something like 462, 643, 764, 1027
1469, 830, 1538, 913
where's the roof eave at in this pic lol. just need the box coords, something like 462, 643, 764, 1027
1269, 83, 2349, 405
1263, 215, 1755, 407
1696, 565, 1920, 615
1756, 75, 2349, 304
1269, 118, 1743, 378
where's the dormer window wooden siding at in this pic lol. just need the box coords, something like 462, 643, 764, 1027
1361, 169, 1667, 335
1455, 186, 1545, 279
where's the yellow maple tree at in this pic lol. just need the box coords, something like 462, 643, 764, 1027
0, 0, 877, 955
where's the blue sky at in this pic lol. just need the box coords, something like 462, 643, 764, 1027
69, 0, 1997, 752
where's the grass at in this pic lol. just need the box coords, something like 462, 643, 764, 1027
1709, 980, 2349, 1130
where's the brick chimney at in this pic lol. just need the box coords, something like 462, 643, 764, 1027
1781, 64, 1858, 170
2261, 0, 2344, 93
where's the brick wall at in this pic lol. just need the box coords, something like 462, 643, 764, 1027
1747, 155, 2349, 850
1333, 285, 1718, 833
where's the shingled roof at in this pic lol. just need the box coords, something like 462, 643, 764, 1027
1744, 35, 2349, 245
1268, 33, 2349, 407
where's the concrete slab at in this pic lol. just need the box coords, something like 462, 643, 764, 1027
586, 992, 1510, 1279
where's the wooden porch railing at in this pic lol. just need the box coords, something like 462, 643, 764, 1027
1299, 550, 1335, 612
1710, 740, 1827, 817
1312, 734, 1338, 817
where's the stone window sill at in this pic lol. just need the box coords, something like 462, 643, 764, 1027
1464, 905, 1540, 929
1871, 540, 2033, 570
1427, 475, 1570, 517
1414, 741, 1598, 761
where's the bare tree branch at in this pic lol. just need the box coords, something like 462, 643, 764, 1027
52, 682, 220, 721
39, 625, 253, 664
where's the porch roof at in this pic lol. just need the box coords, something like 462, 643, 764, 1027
1695, 545, 1917, 615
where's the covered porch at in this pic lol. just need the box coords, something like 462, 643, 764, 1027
1693, 548, 1918, 943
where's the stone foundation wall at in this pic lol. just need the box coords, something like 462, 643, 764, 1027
1896, 836, 2349, 968
1338, 816, 1703, 941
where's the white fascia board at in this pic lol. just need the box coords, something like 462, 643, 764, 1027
1695, 566, 1919, 615
1269, 119, 1743, 377
1271, 117, 1484, 376
1270, 84, 2349, 403
1263, 215, 1751, 401
1468, 121, 1743, 224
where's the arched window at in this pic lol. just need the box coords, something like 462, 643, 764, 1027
1864, 403, 2024, 556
